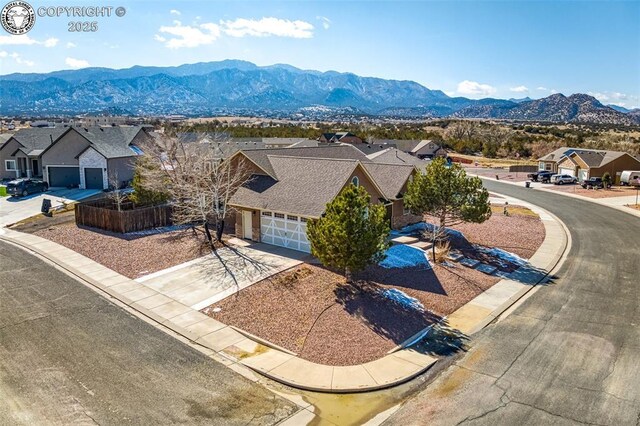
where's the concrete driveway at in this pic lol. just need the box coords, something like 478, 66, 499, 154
136, 238, 308, 310
0, 188, 101, 227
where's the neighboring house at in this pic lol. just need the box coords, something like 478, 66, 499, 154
0, 126, 149, 188
0, 127, 68, 180
319, 132, 363, 144
175, 133, 318, 159
227, 146, 418, 253
372, 139, 420, 152
538, 147, 640, 183
367, 147, 430, 172
410, 140, 447, 159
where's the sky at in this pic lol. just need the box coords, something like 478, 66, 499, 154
1, 0, 639, 108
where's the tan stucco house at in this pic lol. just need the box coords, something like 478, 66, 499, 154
227, 145, 420, 253
538, 147, 640, 183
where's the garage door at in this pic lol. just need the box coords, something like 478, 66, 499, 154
84, 168, 104, 189
260, 211, 310, 253
559, 167, 575, 177
48, 166, 80, 188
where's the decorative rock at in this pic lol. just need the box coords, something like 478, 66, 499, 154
446, 252, 464, 262
391, 236, 420, 245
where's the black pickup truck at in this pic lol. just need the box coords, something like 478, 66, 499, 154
527, 170, 554, 183
581, 177, 611, 189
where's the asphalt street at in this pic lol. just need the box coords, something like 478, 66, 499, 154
0, 241, 297, 425
386, 180, 640, 425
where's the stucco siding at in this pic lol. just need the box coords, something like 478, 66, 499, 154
0, 139, 21, 179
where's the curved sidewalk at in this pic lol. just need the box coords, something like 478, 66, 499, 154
0, 193, 568, 393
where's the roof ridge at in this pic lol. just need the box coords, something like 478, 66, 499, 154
267, 154, 359, 162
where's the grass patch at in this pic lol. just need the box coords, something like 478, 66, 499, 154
490, 205, 538, 217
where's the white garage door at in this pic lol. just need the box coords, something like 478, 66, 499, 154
559, 167, 575, 177
260, 211, 310, 253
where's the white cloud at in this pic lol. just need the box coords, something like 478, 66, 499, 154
588, 91, 639, 108
43, 37, 59, 47
156, 21, 220, 48
509, 85, 529, 93
66, 42, 77, 48
8, 52, 34, 66
156, 16, 315, 49
317, 16, 331, 30
0, 51, 7, 57
0, 35, 38, 45
220, 17, 314, 38
0, 35, 59, 48
170, 9, 181, 16
536, 86, 548, 91
65, 57, 90, 69
457, 80, 496, 97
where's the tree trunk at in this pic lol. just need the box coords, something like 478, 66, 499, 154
203, 222, 215, 250
215, 220, 224, 242
345, 266, 352, 283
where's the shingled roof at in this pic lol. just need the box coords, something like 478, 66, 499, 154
2, 127, 70, 155
74, 126, 145, 159
367, 147, 429, 171
362, 162, 415, 200
230, 156, 363, 217
240, 145, 370, 177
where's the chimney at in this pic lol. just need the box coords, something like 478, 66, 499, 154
49, 134, 53, 143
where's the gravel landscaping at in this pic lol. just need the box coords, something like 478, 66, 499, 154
33, 223, 214, 279
204, 205, 545, 366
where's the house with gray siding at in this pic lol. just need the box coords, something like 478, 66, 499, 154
0, 126, 149, 189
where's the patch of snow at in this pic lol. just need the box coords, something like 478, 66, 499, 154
379, 244, 431, 269
379, 288, 425, 312
475, 245, 527, 268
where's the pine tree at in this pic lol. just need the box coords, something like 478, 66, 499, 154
404, 157, 492, 259
307, 183, 390, 282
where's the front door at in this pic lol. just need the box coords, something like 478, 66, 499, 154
31, 159, 39, 177
243, 210, 253, 240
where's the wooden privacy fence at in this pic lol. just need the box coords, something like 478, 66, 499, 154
509, 165, 538, 173
75, 201, 172, 233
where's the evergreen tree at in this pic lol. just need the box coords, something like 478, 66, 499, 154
129, 163, 170, 207
307, 184, 390, 282
404, 158, 492, 259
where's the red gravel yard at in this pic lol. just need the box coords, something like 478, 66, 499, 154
34, 223, 212, 279
204, 205, 545, 366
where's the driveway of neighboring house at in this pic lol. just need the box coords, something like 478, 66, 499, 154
135, 238, 308, 310
0, 188, 102, 227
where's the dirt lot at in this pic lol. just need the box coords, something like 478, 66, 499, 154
465, 167, 531, 182
18, 211, 214, 279
545, 184, 639, 198
204, 206, 545, 366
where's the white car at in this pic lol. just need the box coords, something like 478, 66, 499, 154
551, 174, 578, 185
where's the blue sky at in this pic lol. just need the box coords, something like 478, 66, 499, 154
1, 0, 639, 107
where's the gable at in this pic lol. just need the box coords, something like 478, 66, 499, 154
41, 129, 90, 166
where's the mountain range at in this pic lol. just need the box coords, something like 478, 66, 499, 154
0, 59, 637, 125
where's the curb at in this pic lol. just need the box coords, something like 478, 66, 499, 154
0, 193, 569, 394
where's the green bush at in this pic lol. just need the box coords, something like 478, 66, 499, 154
128, 168, 170, 206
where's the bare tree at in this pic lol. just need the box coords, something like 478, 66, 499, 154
138, 133, 252, 249
107, 171, 127, 212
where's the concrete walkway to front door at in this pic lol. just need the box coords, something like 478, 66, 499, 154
135, 238, 308, 310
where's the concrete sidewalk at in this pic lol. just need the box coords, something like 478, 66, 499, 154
0, 190, 568, 394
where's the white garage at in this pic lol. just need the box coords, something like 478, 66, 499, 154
260, 211, 310, 253
558, 167, 575, 177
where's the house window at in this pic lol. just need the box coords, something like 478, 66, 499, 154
5, 160, 16, 171
538, 162, 545, 171
545, 163, 552, 171
274, 213, 285, 219
301, 217, 309, 223
261, 211, 272, 217
351, 176, 359, 186
287, 215, 299, 221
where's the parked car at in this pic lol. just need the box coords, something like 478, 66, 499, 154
580, 177, 611, 189
551, 174, 577, 185
6, 178, 48, 197
527, 170, 554, 183
620, 170, 640, 186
